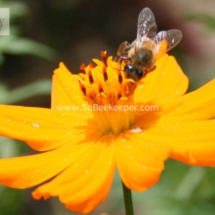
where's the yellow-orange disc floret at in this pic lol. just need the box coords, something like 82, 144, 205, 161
78, 51, 137, 135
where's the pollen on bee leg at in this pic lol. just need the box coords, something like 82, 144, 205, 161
101, 51, 107, 67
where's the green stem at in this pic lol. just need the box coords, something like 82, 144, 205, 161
122, 181, 134, 215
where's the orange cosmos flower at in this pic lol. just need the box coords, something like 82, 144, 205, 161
0, 53, 215, 214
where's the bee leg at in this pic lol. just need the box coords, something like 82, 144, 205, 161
150, 65, 156, 72
119, 56, 131, 65
114, 41, 132, 62
117, 41, 131, 55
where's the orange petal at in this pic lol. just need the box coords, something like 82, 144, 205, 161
163, 78, 215, 121
0, 139, 95, 188
135, 79, 215, 129
164, 121, 215, 166
52, 63, 91, 116
134, 120, 215, 166
0, 104, 95, 151
134, 55, 188, 106
115, 132, 170, 192
32, 135, 115, 214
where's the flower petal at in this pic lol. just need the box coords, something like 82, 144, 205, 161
115, 133, 170, 192
0, 139, 95, 188
0, 104, 95, 151
163, 121, 215, 166
163, 78, 215, 121
32, 135, 115, 214
134, 55, 188, 105
52, 63, 90, 116
135, 79, 215, 130
135, 120, 215, 166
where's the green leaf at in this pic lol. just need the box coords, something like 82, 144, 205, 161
0, 1, 29, 19
4, 38, 58, 61
5, 79, 52, 104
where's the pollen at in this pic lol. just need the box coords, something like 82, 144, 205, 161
78, 52, 136, 135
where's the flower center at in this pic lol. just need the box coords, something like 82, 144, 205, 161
78, 52, 137, 135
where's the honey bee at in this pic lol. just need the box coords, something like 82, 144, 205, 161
115, 7, 182, 82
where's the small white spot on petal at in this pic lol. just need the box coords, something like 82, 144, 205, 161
175, 91, 179, 94
68, 132, 72, 135
130, 127, 142, 133
32, 123, 39, 128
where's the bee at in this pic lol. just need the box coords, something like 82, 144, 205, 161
115, 7, 182, 82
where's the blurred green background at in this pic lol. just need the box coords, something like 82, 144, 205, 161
0, 0, 215, 214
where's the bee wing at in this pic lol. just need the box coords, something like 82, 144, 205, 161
153, 29, 182, 60
135, 8, 157, 51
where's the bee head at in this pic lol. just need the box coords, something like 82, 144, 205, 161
124, 64, 146, 82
